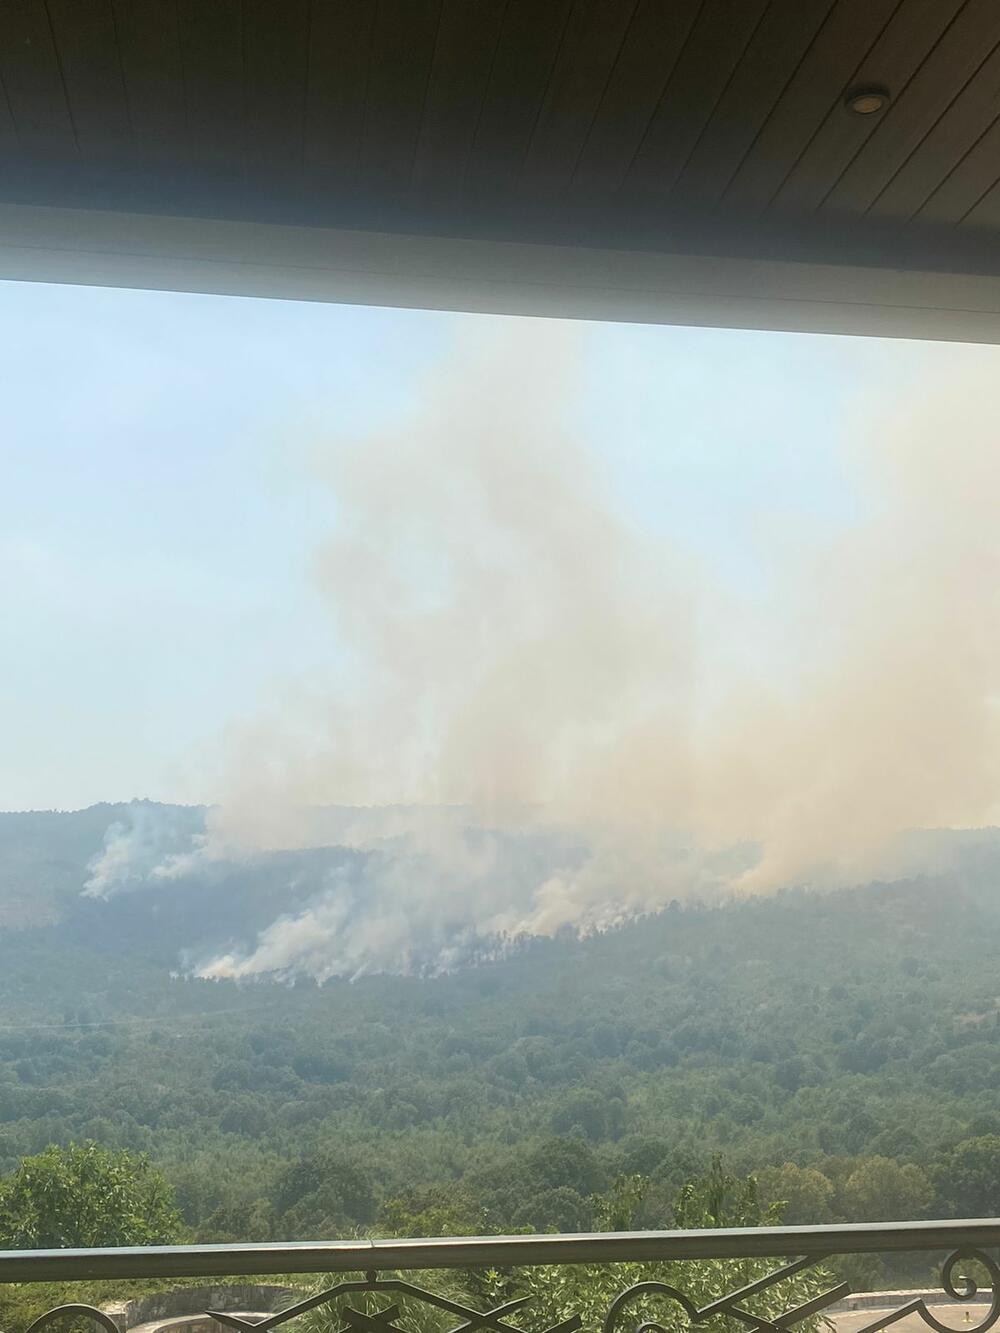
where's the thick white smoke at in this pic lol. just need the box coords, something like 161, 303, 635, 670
85, 324, 1000, 978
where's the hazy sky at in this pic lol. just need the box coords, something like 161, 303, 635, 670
0, 278, 947, 811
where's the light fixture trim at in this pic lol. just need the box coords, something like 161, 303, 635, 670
845, 85, 890, 115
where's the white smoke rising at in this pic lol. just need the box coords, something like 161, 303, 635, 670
196, 825, 525, 983
191, 322, 718, 976
702, 377, 1000, 892
84, 803, 204, 897
90, 324, 1000, 978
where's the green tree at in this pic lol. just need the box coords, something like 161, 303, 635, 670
550, 1090, 625, 1142
482, 1163, 831, 1333
378, 1185, 489, 1238
673, 1154, 777, 1228
839, 1156, 933, 1222
512, 1186, 592, 1233
273, 1151, 376, 1236
297, 1165, 833, 1333
755, 1163, 834, 1224
935, 1136, 1000, 1217
523, 1138, 605, 1197
0, 1142, 183, 1248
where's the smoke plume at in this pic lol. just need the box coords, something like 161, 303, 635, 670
90, 323, 1000, 977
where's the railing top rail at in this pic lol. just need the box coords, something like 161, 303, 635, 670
1, 1220, 999, 1284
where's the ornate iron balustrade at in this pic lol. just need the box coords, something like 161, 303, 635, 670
6, 1221, 1000, 1333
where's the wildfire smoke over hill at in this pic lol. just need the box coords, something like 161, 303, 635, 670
85, 326, 1000, 977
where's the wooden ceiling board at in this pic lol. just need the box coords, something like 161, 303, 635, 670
0, 86, 18, 159
915, 111, 1000, 226
952, 166, 1000, 232
303, 0, 374, 181
519, 0, 640, 196
467, 0, 575, 196
176, 0, 245, 170
243, 0, 309, 177
111, 0, 185, 163
410, 0, 506, 199
0, 0, 77, 159
0, 54, 22, 158
769, 0, 964, 216
358, 0, 442, 197
622, 0, 770, 200
671, 0, 835, 210
718, 0, 903, 216
46, 0, 130, 161
0, 0, 998, 294
543, 0, 700, 197
820, 0, 1000, 216
867, 37, 1000, 221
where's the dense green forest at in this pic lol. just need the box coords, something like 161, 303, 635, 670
3, 806, 1000, 1252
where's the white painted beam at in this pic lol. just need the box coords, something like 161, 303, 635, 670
0, 201, 998, 342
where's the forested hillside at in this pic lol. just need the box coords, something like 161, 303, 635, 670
1, 805, 1000, 1245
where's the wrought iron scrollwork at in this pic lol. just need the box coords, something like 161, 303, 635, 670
598, 1245, 1000, 1333
849, 1248, 1000, 1333
602, 1256, 848, 1333
201, 1252, 1000, 1333
25, 1305, 124, 1333
18, 1239, 1000, 1333
203, 1256, 848, 1333
206, 1272, 580, 1333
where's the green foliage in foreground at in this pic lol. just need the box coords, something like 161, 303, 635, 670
0, 1155, 833, 1333
295, 1165, 832, 1333
0, 1142, 183, 1249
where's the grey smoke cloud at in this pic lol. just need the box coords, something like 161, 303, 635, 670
86, 324, 1000, 977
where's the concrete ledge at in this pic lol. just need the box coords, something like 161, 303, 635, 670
829, 1291, 993, 1312
101, 1284, 293, 1333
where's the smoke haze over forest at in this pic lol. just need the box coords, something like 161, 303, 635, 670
61, 325, 1000, 977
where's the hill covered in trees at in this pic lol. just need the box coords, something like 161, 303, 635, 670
2, 806, 1000, 1250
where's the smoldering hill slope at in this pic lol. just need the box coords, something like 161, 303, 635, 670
0, 801, 594, 972
0, 801, 366, 963
5, 801, 1000, 978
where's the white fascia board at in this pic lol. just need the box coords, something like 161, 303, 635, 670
0, 201, 998, 342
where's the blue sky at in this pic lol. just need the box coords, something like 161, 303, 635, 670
0, 278, 939, 811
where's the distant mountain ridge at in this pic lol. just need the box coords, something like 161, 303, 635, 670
0, 801, 204, 929
4, 801, 1000, 980
0, 801, 588, 976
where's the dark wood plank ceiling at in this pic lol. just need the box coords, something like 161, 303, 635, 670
2, 0, 1000, 274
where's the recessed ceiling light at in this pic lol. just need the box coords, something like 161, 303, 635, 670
845, 86, 890, 115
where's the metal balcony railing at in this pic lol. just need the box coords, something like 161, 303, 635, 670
7, 1221, 1000, 1333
